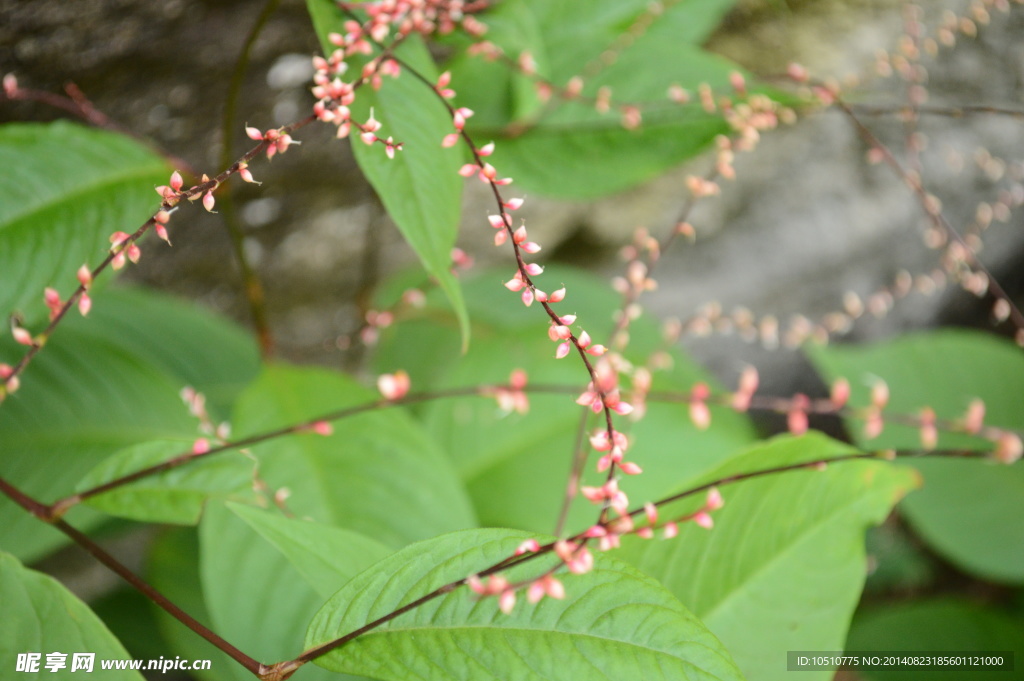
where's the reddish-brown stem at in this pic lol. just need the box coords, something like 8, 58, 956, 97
217, 0, 283, 358
846, 103, 1024, 120
832, 96, 1024, 337
280, 445, 969, 671
2, 81, 197, 176
0, 475, 265, 677
0, 114, 317, 395
553, 407, 594, 537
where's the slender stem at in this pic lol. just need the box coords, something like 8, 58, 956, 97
0, 476, 264, 676
553, 407, 593, 537
833, 96, 1024, 336
280, 446, 974, 671
847, 103, 1024, 120
218, 0, 282, 358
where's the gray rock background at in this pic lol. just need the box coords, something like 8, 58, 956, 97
2, 0, 1021, 385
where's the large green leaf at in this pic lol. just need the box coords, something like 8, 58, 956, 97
0, 551, 144, 680
305, 528, 745, 681
808, 330, 1024, 583
232, 365, 476, 548
619, 433, 919, 681
200, 503, 381, 681
307, 1, 469, 349
845, 599, 1024, 681
227, 501, 391, 599
0, 122, 168, 325
374, 266, 757, 533
0, 286, 260, 561
82, 287, 261, 419
445, 0, 742, 197
77, 440, 255, 524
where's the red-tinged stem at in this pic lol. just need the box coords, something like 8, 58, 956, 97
218, 0, 283, 358
832, 96, 1024, 337
0, 475, 265, 677
0, 114, 317, 396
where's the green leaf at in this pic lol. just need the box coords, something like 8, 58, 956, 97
306, 1, 469, 350
374, 265, 756, 533
201, 503, 377, 681
226, 501, 391, 599
618, 433, 919, 681
846, 599, 1024, 681
0, 286, 259, 561
0, 551, 144, 680
77, 440, 255, 524
446, 0, 743, 197
0, 122, 168, 325
232, 365, 476, 548
82, 287, 261, 419
808, 330, 1024, 583
305, 528, 745, 681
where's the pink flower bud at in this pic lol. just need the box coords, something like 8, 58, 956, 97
203, 191, 216, 212
787, 62, 809, 82
192, 438, 210, 454
238, 164, 259, 184
377, 370, 410, 400
3, 73, 17, 96
995, 431, 1023, 464
458, 163, 479, 177
488, 214, 506, 229
127, 243, 142, 264
787, 394, 810, 435
706, 488, 724, 511
498, 589, 516, 614
514, 539, 540, 555
442, 133, 460, 148
169, 171, 183, 192
504, 198, 524, 211
12, 326, 33, 346
479, 142, 494, 156
155, 224, 171, 245
466, 574, 486, 595
871, 380, 890, 409
521, 288, 534, 307
663, 522, 678, 539
919, 407, 938, 450
310, 420, 333, 436
548, 288, 566, 303
44, 287, 61, 312
78, 292, 92, 317
555, 341, 571, 359
690, 400, 711, 430
245, 126, 264, 141
693, 511, 714, 529
77, 265, 93, 289
831, 377, 851, 408
619, 460, 642, 475
964, 399, 985, 434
